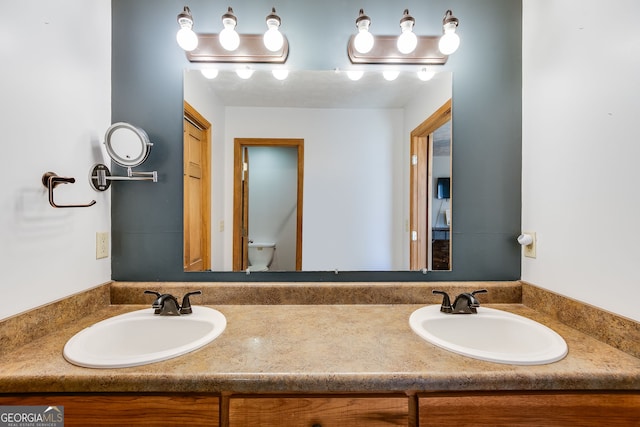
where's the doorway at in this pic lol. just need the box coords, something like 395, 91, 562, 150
409, 99, 452, 271
232, 138, 304, 271
183, 101, 212, 271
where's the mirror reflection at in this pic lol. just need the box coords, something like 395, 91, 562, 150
183, 69, 452, 272
232, 138, 304, 272
432, 122, 452, 270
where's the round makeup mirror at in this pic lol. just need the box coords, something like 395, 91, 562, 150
104, 122, 152, 167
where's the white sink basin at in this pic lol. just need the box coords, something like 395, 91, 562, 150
63, 306, 226, 368
409, 305, 567, 365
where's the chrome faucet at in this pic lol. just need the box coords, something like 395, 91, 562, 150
432, 289, 488, 314
144, 290, 202, 316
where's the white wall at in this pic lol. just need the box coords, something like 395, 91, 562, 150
0, 0, 111, 320
522, 0, 640, 321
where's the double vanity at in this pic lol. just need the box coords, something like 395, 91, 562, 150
63, 287, 567, 370
1, 281, 639, 425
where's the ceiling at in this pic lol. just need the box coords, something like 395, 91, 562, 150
186, 69, 451, 155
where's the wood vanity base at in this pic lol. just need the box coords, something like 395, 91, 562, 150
226, 394, 410, 427
0, 394, 219, 427
1, 391, 638, 426
418, 391, 640, 426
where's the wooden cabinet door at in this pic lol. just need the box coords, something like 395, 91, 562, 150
418, 392, 640, 426
183, 111, 211, 272
229, 395, 409, 427
0, 394, 219, 427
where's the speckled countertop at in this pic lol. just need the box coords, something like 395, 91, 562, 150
1, 302, 639, 394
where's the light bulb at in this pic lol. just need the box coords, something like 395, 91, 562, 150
263, 8, 284, 52
236, 67, 254, 79
346, 70, 364, 81
220, 27, 240, 51
417, 67, 435, 81
397, 29, 417, 54
439, 28, 460, 55
439, 10, 460, 55
383, 70, 399, 81
397, 10, 417, 54
176, 7, 198, 52
272, 69, 289, 80
177, 27, 198, 51
353, 9, 374, 54
354, 30, 374, 54
220, 29, 240, 51
201, 68, 219, 79
264, 28, 283, 51
219, 7, 240, 51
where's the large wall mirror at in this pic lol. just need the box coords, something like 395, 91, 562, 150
183, 69, 452, 272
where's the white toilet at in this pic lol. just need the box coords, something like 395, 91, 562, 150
247, 242, 276, 272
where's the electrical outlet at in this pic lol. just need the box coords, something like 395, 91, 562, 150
218, 220, 224, 232
523, 231, 536, 258
96, 232, 109, 259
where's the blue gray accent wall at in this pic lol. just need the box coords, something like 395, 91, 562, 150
111, 0, 522, 281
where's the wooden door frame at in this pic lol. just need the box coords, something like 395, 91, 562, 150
410, 135, 430, 270
183, 101, 211, 271
240, 146, 250, 270
232, 138, 304, 271
409, 99, 452, 270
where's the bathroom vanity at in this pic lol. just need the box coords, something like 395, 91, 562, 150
4, 392, 639, 426
0, 282, 639, 426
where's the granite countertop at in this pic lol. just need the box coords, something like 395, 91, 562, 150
1, 303, 639, 394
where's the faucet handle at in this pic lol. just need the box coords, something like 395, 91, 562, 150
471, 289, 488, 299
144, 290, 162, 298
144, 290, 162, 311
432, 290, 453, 313
179, 290, 202, 314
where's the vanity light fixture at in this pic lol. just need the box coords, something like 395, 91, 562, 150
176, 6, 198, 52
438, 10, 460, 55
397, 10, 418, 54
177, 6, 289, 64
347, 9, 460, 65
353, 9, 374, 54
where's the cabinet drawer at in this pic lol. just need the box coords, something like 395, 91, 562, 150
419, 391, 640, 426
0, 394, 219, 427
229, 395, 409, 427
